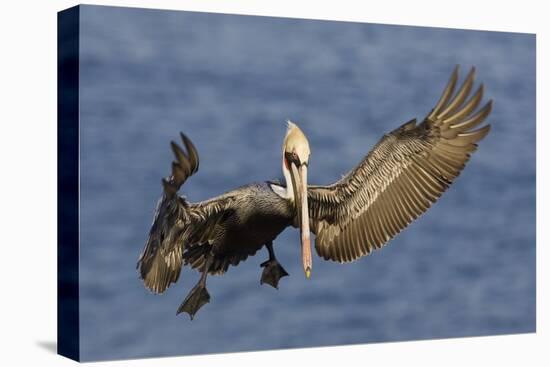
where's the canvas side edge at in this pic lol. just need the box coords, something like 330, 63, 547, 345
57, 5, 81, 362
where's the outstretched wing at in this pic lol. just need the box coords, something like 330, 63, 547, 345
308, 66, 492, 263
136, 134, 235, 293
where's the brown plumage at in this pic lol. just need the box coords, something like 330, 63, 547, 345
308, 66, 491, 262
137, 65, 492, 319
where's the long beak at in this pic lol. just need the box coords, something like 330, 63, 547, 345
290, 162, 312, 278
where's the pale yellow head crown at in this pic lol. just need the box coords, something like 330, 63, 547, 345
283, 120, 311, 164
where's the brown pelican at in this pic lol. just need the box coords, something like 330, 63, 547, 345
137, 66, 492, 319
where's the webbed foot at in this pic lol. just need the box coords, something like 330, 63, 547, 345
177, 284, 210, 320
260, 260, 289, 289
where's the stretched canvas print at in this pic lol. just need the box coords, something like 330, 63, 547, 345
57, 4, 536, 362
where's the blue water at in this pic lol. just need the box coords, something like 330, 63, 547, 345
77, 5, 536, 362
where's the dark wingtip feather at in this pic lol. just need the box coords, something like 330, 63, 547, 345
474, 123, 492, 142
180, 133, 200, 174
172, 161, 186, 183
437, 66, 477, 119
442, 83, 485, 126
446, 100, 493, 135
170, 141, 188, 165
429, 65, 460, 120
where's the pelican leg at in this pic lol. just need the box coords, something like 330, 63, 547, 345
260, 242, 289, 289
177, 255, 213, 320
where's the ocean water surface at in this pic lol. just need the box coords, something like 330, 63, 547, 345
76, 5, 536, 361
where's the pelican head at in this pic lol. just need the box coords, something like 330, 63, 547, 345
283, 120, 311, 167
282, 120, 312, 279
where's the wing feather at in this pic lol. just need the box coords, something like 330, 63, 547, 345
308, 66, 492, 263
137, 134, 236, 293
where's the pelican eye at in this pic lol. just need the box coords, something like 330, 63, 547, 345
285, 151, 301, 166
